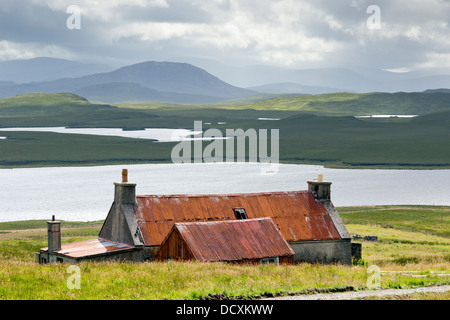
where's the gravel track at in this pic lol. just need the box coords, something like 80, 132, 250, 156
263, 285, 450, 300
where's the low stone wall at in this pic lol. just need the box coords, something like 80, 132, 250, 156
289, 239, 352, 265
351, 243, 362, 263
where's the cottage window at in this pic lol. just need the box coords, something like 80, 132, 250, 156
233, 208, 247, 220
260, 257, 279, 265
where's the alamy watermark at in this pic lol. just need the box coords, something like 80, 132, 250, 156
66, 265, 81, 290
367, 5, 381, 30
367, 265, 381, 289
170, 121, 279, 175
66, 5, 81, 30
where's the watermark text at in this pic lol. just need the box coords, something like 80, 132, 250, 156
171, 121, 279, 175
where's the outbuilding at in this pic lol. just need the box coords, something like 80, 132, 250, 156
155, 218, 295, 264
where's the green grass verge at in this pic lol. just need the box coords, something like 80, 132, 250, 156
340, 206, 450, 238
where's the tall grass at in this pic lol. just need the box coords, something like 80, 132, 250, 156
340, 205, 450, 237
0, 260, 364, 300
0, 258, 446, 300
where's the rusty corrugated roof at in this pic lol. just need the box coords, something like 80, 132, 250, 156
134, 191, 341, 246
41, 238, 138, 259
157, 218, 294, 262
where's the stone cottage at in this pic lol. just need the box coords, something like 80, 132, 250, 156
37, 170, 353, 265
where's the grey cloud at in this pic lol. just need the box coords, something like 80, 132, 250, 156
120, 0, 212, 23
0, 0, 449, 72
0, 1, 63, 43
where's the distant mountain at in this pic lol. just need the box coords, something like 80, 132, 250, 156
0, 81, 16, 87
74, 61, 256, 98
0, 57, 114, 83
74, 82, 225, 104
173, 57, 450, 93
171, 57, 378, 91
247, 82, 347, 95
423, 88, 450, 93
3, 57, 450, 104
0, 60, 257, 103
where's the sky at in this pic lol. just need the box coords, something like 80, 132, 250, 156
1, 0, 450, 72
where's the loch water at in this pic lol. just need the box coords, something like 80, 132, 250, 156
0, 163, 449, 222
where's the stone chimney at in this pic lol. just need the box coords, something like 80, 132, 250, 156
307, 174, 332, 201
47, 215, 61, 252
114, 169, 136, 205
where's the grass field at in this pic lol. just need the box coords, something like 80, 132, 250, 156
0, 206, 448, 300
118, 91, 450, 116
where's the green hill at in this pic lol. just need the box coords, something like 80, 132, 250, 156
0, 92, 114, 116
0, 93, 165, 128
74, 82, 223, 104
200, 91, 450, 116
412, 109, 450, 125
0, 92, 90, 107
0, 92, 449, 169
0, 92, 295, 128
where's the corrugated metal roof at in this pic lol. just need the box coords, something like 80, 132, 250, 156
134, 191, 341, 246
158, 218, 294, 262
41, 238, 139, 259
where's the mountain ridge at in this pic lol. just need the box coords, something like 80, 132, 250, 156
1, 57, 450, 103
73, 82, 227, 104
173, 57, 450, 93
0, 57, 114, 83
0, 60, 257, 103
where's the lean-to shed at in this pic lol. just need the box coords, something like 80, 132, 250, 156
155, 218, 295, 264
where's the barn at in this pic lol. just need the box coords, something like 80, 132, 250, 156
155, 218, 295, 264
37, 169, 353, 265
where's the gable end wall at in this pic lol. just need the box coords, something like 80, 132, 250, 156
99, 203, 135, 246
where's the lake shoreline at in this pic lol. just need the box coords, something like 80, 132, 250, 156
2, 159, 450, 170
